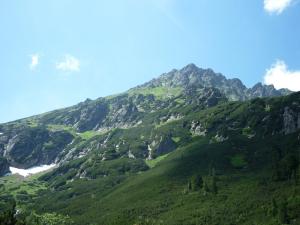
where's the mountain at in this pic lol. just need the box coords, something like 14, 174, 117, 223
137, 64, 291, 100
0, 64, 299, 225
0, 64, 291, 170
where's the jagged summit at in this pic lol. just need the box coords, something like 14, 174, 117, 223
136, 63, 291, 101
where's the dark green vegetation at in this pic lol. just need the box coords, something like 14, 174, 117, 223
0, 157, 9, 177
0, 194, 73, 225
0, 64, 299, 224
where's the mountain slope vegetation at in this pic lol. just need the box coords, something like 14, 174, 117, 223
0, 64, 299, 225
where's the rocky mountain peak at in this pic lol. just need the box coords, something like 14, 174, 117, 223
179, 63, 199, 74
247, 82, 290, 98
137, 64, 292, 101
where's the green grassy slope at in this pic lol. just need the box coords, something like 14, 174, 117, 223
26, 93, 300, 225
32, 132, 300, 225
1, 93, 300, 225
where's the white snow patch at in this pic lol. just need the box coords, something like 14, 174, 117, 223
128, 150, 135, 159
9, 164, 56, 177
147, 145, 153, 160
0, 132, 3, 135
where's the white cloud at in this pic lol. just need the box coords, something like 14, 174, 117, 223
264, 0, 293, 14
29, 53, 39, 70
264, 60, 300, 91
56, 54, 80, 72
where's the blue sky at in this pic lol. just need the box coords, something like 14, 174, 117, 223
0, 0, 299, 123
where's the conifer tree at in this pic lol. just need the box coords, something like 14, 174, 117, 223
271, 198, 278, 217
278, 199, 288, 224
211, 175, 218, 195
203, 180, 209, 194
191, 174, 203, 191
187, 180, 192, 192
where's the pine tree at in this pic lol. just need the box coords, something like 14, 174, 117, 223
278, 199, 289, 224
191, 175, 203, 191
271, 198, 278, 217
208, 162, 213, 176
211, 175, 218, 195
203, 180, 209, 194
211, 167, 216, 177
0, 199, 17, 225
187, 180, 192, 192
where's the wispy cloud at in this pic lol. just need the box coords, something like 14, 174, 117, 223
29, 53, 39, 70
264, 0, 293, 14
150, 0, 183, 30
56, 54, 80, 72
264, 60, 300, 91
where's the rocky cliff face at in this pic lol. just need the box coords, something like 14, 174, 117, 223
247, 82, 290, 98
34, 86, 227, 133
283, 106, 300, 135
0, 126, 73, 168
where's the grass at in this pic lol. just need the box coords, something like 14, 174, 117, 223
77, 130, 100, 140
145, 153, 170, 168
30, 134, 300, 225
0, 173, 48, 197
129, 87, 183, 99
26, 119, 39, 127
47, 124, 100, 140
47, 124, 76, 135
230, 154, 248, 168
1, 92, 299, 224
172, 136, 181, 143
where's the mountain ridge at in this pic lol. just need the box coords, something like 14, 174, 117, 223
136, 63, 291, 101
0, 63, 291, 126
0, 63, 294, 170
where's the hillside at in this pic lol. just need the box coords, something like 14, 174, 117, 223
0, 64, 299, 225
0, 64, 291, 170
